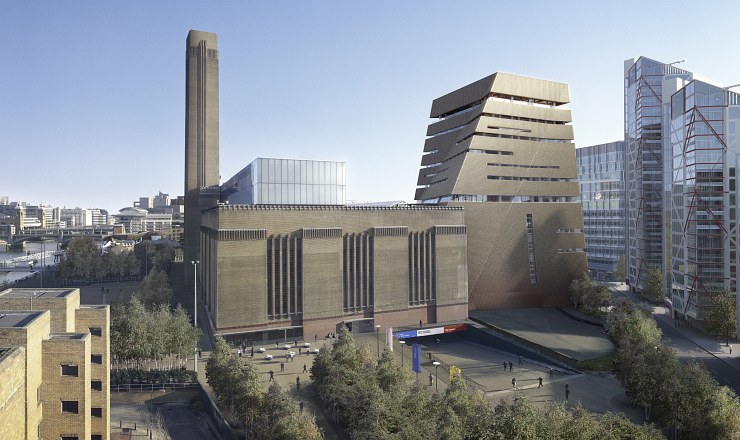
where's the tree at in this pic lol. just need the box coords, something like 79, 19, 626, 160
705, 288, 737, 346
136, 270, 173, 309
111, 296, 200, 368
569, 272, 591, 308
153, 246, 175, 272
642, 265, 664, 302
58, 236, 102, 279
614, 255, 626, 282
584, 283, 612, 312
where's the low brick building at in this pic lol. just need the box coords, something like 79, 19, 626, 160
0, 288, 110, 440
199, 205, 469, 340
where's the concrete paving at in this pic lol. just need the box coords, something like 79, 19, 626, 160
471, 308, 615, 361
110, 390, 214, 440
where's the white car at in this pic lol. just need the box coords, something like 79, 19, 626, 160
265, 354, 273, 360
258, 347, 266, 353
310, 348, 320, 354
288, 351, 296, 358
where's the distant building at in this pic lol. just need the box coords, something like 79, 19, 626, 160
576, 141, 626, 281
153, 191, 170, 209
222, 158, 346, 205
414, 72, 587, 309
0, 288, 110, 440
112, 207, 172, 234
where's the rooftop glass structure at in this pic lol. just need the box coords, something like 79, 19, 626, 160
223, 158, 346, 205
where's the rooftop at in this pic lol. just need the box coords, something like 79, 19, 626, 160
0, 311, 44, 328
0, 288, 75, 299
49, 332, 88, 340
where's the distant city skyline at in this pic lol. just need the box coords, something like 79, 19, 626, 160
3, 1, 739, 212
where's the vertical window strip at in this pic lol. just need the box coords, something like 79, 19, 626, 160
526, 214, 538, 284
297, 237, 303, 314
369, 236, 375, 307
343, 235, 349, 312
267, 238, 273, 318
431, 234, 436, 302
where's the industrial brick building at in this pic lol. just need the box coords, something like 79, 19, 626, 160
415, 72, 587, 309
0, 288, 110, 440
200, 205, 468, 340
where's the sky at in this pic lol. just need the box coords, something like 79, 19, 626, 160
2, 1, 740, 213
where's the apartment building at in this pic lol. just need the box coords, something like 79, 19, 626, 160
0, 288, 110, 440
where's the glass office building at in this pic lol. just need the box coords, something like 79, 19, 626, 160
576, 141, 626, 280
625, 57, 692, 293
669, 80, 740, 321
222, 158, 346, 205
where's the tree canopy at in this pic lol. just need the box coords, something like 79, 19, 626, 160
206, 336, 323, 439
642, 266, 664, 302
705, 288, 737, 346
110, 296, 200, 369
608, 298, 740, 439
311, 327, 662, 439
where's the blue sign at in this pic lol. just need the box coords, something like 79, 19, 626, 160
412, 344, 422, 373
394, 330, 417, 340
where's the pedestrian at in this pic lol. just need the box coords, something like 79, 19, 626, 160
512, 377, 516, 389
314, 334, 317, 342
238, 348, 242, 357
518, 356, 522, 366
419, 319, 423, 328
303, 363, 308, 373
429, 373, 433, 386
250, 347, 254, 357
269, 370, 274, 381
509, 361, 513, 372
538, 377, 543, 388
299, 401, 304, 414
565, 383, 570, 401
276, 340, 279, 348
730, 344, 733, 354
280, 362, 285, 372
286, 353, 289, 361
503, 361, 507, 371
549, 368, 553, 379
296, 376, 301, 392
299, 347, 302, 355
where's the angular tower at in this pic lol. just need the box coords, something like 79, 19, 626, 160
184, 30, 220, 284
415, 72, 586, 309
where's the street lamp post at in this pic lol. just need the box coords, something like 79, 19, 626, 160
399, 340, 406, 367
433, 361, 440, 392
375, 324, 381, 358
191, 260, 200, 372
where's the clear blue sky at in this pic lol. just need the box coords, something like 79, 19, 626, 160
2, 1, 739, 213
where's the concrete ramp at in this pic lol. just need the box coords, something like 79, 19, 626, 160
471, 308, 614, 361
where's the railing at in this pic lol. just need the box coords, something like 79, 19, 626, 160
111, 382, 199, 393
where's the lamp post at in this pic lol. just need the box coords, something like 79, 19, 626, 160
399, 340, 406, 367
191, 260, 200, 372
433, 361, 440, 392
375, 324, 381, 358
